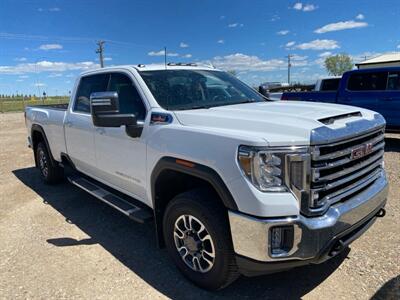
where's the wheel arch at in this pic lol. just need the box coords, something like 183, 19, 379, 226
31, 124, 58, 167
151, 157, 238, 247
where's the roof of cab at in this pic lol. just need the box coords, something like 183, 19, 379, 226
80, 63, 218, 76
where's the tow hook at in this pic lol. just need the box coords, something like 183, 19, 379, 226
375, 208, 386, 218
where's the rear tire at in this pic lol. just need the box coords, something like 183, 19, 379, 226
36, 142, 64, 184
163, 189, 239, 290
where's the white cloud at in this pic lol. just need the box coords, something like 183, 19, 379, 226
39, 44, 63, 50
356, 14, 365, 20
33, 83, 46, 87
182, 54, 192, 58
314, 57, 326, 68
0, 60, 99, 75
180, 42, 189, 48
397, 44, 400, 49
286, 41, 296, 47
16, 79, 24, 82
103, 57, 112, 61
14, 57, 27, 62
148, 50, 179, 57
38, 7, 60, 12
211, 53, 287, 71
294, 39, 339, 50
277, 30, 290, 35
220, 15, 226, 20
19, 75, 29, 79
293, 3, 303, 10
270, 14, 280, 22
315, 20, 368, 33
228, 23, 244, 28
303, 4, 317, 11
48, 73, 63, 78
217, 39, 224, 44
318, 51, 332, 57
293, 3, 317, 12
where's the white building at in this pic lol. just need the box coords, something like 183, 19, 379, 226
356, 52, 400, 69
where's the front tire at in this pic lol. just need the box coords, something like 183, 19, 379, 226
163, 189, 239, 290
36, 142, 64, 184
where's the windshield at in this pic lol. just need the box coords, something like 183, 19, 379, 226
139, 69, 265, 110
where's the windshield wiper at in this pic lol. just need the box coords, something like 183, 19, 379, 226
189, 105, 210, 110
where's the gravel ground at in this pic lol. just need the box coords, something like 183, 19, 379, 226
0, 112, 399, 299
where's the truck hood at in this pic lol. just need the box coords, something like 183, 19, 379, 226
173, 101, 376, 146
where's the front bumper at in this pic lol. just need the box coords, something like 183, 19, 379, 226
229, 173, 388, 275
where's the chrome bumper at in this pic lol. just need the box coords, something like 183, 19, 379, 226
229, 172, 388, 262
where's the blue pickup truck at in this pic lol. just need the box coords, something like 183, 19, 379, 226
281, 67, 400, 130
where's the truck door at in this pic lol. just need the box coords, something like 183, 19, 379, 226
64, 73, 109, 175
383, 71, 400, 128
338, 71, 387, 117
94, 72, 148, 201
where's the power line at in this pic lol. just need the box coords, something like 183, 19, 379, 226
96, 41, 105, 68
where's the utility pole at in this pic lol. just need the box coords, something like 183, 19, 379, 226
287, 54, 293, 85
96, 40, 105, 68
164, 46, 167, 69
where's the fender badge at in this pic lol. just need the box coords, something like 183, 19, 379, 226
150, 113, 173, 125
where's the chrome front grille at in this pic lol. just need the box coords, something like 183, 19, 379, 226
305, 128, 385, 216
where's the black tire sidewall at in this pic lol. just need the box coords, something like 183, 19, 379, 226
163, 191, 237, 290
36, 142, 62, 184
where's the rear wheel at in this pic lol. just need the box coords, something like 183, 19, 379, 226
36, 142, 64, 184
163, 189, 239, 290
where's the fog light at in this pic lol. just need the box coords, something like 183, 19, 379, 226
270, 226, 294, 256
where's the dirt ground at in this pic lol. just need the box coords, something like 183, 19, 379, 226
0, 112, 399, 300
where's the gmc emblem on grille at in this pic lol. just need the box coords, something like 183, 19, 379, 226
351, 143, 373, 160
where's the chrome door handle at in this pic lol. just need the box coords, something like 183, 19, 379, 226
96, 128, 106, 135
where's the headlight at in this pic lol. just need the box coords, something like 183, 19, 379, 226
238, 145, 309, 193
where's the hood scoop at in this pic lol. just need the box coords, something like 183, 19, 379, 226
318, 112, 362, 125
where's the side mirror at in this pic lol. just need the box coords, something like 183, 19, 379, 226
90, 91, 143, 137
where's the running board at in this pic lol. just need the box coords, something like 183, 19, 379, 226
67, 176, 153, 224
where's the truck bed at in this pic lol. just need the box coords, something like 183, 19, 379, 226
25, 105, 68, 162
281, 91, 337, 103
27, 103, 69, 110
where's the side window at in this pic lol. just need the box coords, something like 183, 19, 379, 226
347, 72, 388, 91
320, 78, 340, 91
74, 74, 109, 113
108, 73, 146, 121
387, 72, 400, 90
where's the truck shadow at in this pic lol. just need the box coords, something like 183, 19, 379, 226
13, 166, 349, 299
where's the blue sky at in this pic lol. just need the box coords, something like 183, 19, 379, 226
1, 0, 399, 95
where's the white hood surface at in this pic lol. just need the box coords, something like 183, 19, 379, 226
173, 101, 376, 146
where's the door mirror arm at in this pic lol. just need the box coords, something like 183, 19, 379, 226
125, 122, 144, 138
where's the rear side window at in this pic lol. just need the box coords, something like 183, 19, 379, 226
74, 74, 109, 113
347, 72, 388, 91
387, 72, 400, 90
320, 78, 340, 91
108, 73, 146, 120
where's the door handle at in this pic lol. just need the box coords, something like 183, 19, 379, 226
96, 128, 106, 135
65, 121, 73, 127
381, 97, 393, 101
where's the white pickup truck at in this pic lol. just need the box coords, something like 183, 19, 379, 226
25, 64, 388, 290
